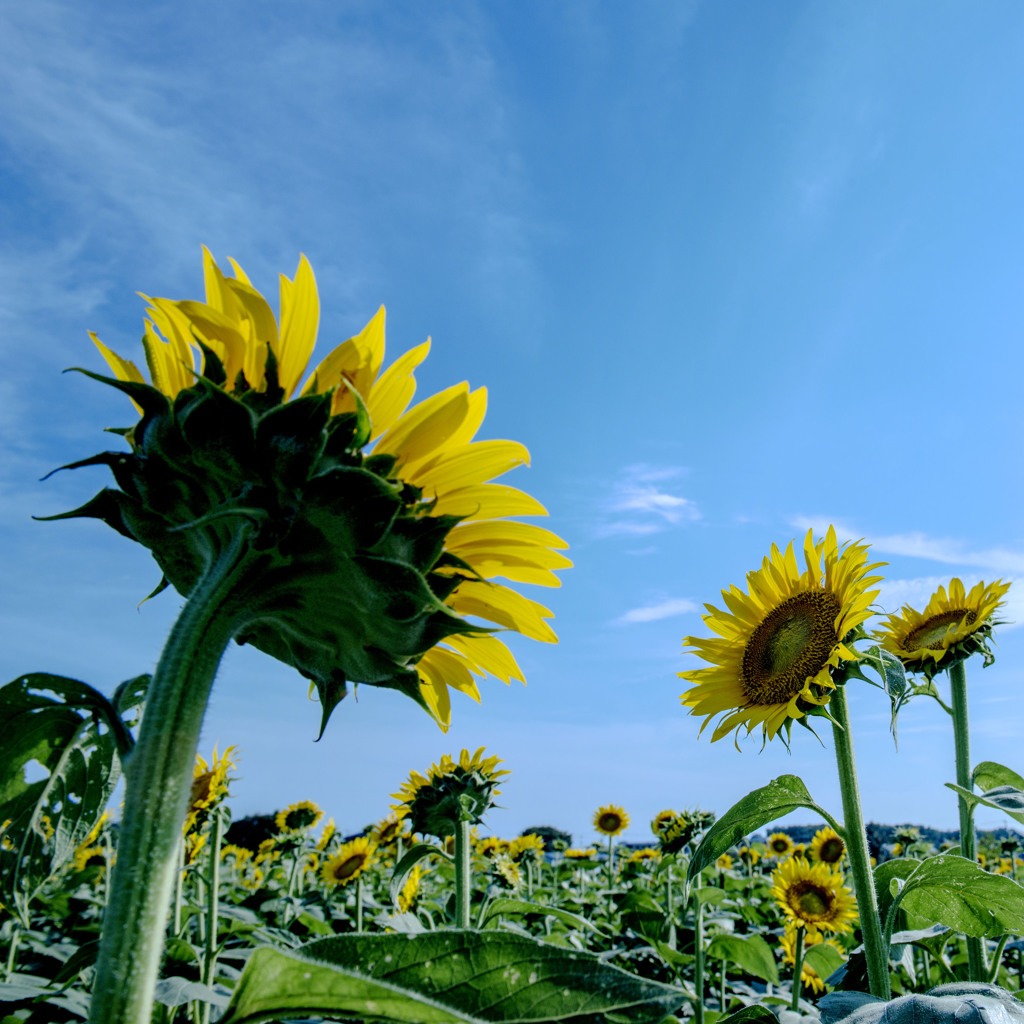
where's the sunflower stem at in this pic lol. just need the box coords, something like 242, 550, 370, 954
355, 874, 364, 933
790, 926, 805, 1011
86, 530, 259, 1024
607, 833, 615, 893
949, 659, 986, 982
199, 806, 225, 1024
5, 923, 19, 981
829, 684, 891, 1000
693, 892, 705, 1024
455, 818, 472, 928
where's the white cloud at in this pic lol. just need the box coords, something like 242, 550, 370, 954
614, 598, 698, 625
597, 464, 699, 538
790, 517, 1024, 575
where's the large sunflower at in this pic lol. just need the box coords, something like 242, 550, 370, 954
771, 856, 857, 936
875, 578, 1011, 680
679, 527, 884, 743
70, 250, 570, 731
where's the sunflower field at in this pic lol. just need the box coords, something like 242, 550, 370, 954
3, 252, 1024, 1024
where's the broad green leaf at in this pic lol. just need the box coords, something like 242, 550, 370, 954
482, 898, 604, 935
893, 854, 1024, 939
618, 891, 669, 942
974, 761, 1024, 792
715, 1008, 779, 1024
694, 887, 728, 908
153, 977, 231, 1009
874, 858, 922, 926
803, 943, 845, 981
704, 934, 779, 983
0, 673, 149, 921
220, 931, 685, 1024
947, 783, 1024, 828
686, 776, 841, 889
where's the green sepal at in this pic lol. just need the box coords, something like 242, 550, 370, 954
63, 366, 170, 419
33, 488, 137, 540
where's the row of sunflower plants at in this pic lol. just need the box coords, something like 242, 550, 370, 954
3, 248, 1024, 1022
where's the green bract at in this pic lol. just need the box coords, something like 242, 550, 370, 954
45, 359, 479, 735
403, 765, 501, 840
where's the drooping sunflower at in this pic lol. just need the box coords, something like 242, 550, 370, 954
659, 808, 716, 855
593, 804, 630, 837
59, 250, 570, 733
766, 832, 795, 858
184, 745, 239, 833
809, 827, 845, 865
275, 800, 324, 835
875, 579, 1011, 681
679, 527, 884, 743
392, 747, 509, 840
321, 836, 375, 887
772, 856, 858, 936
651, 810, 678, 837
779, 925, 844, 995
315, 818, 336, 853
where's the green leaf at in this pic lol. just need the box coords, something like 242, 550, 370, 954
874, 858, 922, 927
714, 1008, 778, 1024
617, 891, 669, 942
948, 782, 1024, 828
704, 934, 779, 983
390, 843, 450, 909
481, 898, 604, 936
893, 854, 1024, 940
974, 762, 1024, 792
686, 776, 841, 890
803, 943, 845, 981
0, 673, 148, 920
219, 931, 686, 1024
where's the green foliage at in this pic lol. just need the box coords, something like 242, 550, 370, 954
220, 932, 686, 1024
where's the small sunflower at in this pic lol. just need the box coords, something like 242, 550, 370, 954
275, 800, 323, 835
716, 853, 734, 870
779, 925, 844, 995
322, 836, 376, 887
651, 810, 678, 837
398, 864, 424, 912
476, 836, 509, 859
510, 834, 546, 863
220, 844, 252, 867
772, 856, 857, 936
490, 856, 521, 890
73, 844, 110, 873
315, 818, 336, 852
392, 747, 508, 840
680, 527, 884, 743
767, 832, 795, 858
564, 847, 597, 860
659, 808, 715, 855
875, 579, 1011, 680
629, 847, 661, 863
593, 804, 630, 837
185, 745, 239, 833
809, 827, 845, 865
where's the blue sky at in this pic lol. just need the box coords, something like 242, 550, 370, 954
3, 1, 1024, 847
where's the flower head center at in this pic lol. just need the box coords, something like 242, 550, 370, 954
599, 813, 622, 832
904, 609, 977, 651
332, 854, 366, 881
819, 837, 845, 863
796, 883, 831, 918
741, 590, 841, 705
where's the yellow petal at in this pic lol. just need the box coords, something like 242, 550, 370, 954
91, 333, 146, 412
445, 634, 525, 685
277, 254, 319, 398
407, 440, 530, 494
431, 484, 548, 521
303, 306, 385, 414
374, 382, 470, 467
447, 520, 569, 550
365, 340, 430, 438
449, 580, 557, 643
418, 647, 481, 701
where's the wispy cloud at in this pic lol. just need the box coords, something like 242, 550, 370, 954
791, 516, 1024, 575
597, 464, 699, 538
614, 597, 698, 625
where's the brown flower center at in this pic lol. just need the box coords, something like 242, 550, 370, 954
903, 609, 976, 651
818, 837, 845, 863
795, 883, 831, 918
331, 853, 367, 881
598, 813, 622, 833
741, 590, 841, 705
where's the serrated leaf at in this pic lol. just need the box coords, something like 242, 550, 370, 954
704, 934, 779, 983
686, 776, 840, 890
220, 932, 685, 1024
892, 854, 1024, 940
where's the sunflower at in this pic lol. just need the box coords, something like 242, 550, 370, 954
772, 856, 857, 936
779, 925, 844, 995
70, 250, 570, 733
738, 845, 761, 866
629, 847, 661, 863
593, 805, 630, 837
185, 745, 239, 833
659, 809, 715, 855
475, 836, 509, 859
315, 818, 336, 852
679, 527, 883, 743
398, 863, 424, 912
392, 747, 508, 839
73, 844, 110, 873
876, 579, 1011, 681
651, 810, 678, 838
275, 800, 323, 835
809, 827, 845, 865
767, 832, 795, 858
321, 836, 375, 887
564, 847, 598, 860
372, 815, 405, 847
716, 853, 734, 870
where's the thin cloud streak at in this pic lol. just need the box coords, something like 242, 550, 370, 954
614, 598, 698, 625
597, 463, 698, 538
